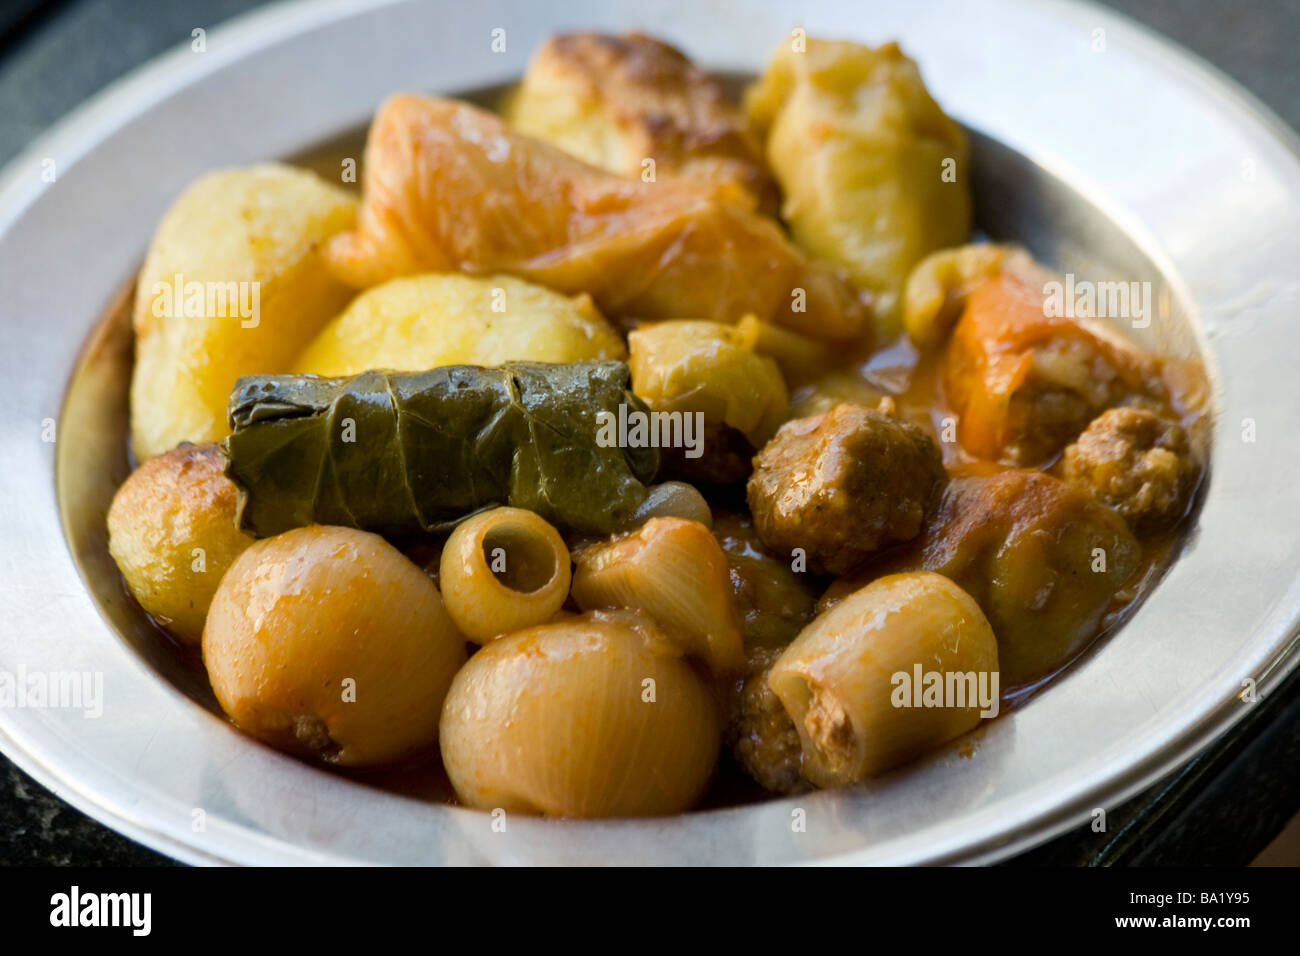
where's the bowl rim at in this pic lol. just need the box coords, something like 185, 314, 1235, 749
2, 0, 1300, 865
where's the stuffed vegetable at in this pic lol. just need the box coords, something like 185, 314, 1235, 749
224, 361, 658, 538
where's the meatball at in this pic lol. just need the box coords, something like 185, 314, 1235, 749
746, 403, 946, 576
1063, 406, 1200, 533
727, 646, 809, 794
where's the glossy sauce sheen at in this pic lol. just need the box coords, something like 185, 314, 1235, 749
791, 329, 1209, 704
101, 253, 1209, 805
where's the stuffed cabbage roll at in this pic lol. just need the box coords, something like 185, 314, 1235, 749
504, 32, 779, 213
746, 40, 971, 334
224, 361, 658, 538
324, 95, 868, 343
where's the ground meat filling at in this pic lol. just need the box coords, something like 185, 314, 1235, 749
729, 646, 808, 794
801, 686, 856, 775
1063, 406, 1200, 533
746, 403, 946, 576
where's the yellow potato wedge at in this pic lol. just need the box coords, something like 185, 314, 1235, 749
294, 272, 624, 376
130, 163, 357, 460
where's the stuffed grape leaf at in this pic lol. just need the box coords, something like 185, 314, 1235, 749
223, 361, 659, 537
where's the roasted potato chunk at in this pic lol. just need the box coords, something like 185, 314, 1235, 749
294, 272, 624, 375
1063, 407, 1201, 534
325, 95, 868, 342
945, 271, 1166, 466
107, 443, 254, 644
130, 164, 357, 460
505, 32, 779, 212
746, 39, 971, 334
747, 404, 946, 576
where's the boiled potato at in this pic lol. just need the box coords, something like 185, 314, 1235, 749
439, 609, 719, 816
768, 571, 998, 787
106, 443, 253, 644
203, 525, 466, 767
130, 164, 357, 461
293, 272, 624, 376
746, 39, 971, 336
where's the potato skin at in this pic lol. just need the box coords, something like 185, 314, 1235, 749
130, 164, 357, 461
203, 525, 467, 767
107, 443, 253, 644
506, 32, 779, 212
294, 272, 624, 376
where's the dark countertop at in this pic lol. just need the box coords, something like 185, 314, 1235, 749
0, 0, 1297, 867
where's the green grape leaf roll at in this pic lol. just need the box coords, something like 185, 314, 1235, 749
224, 361, 659, 537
